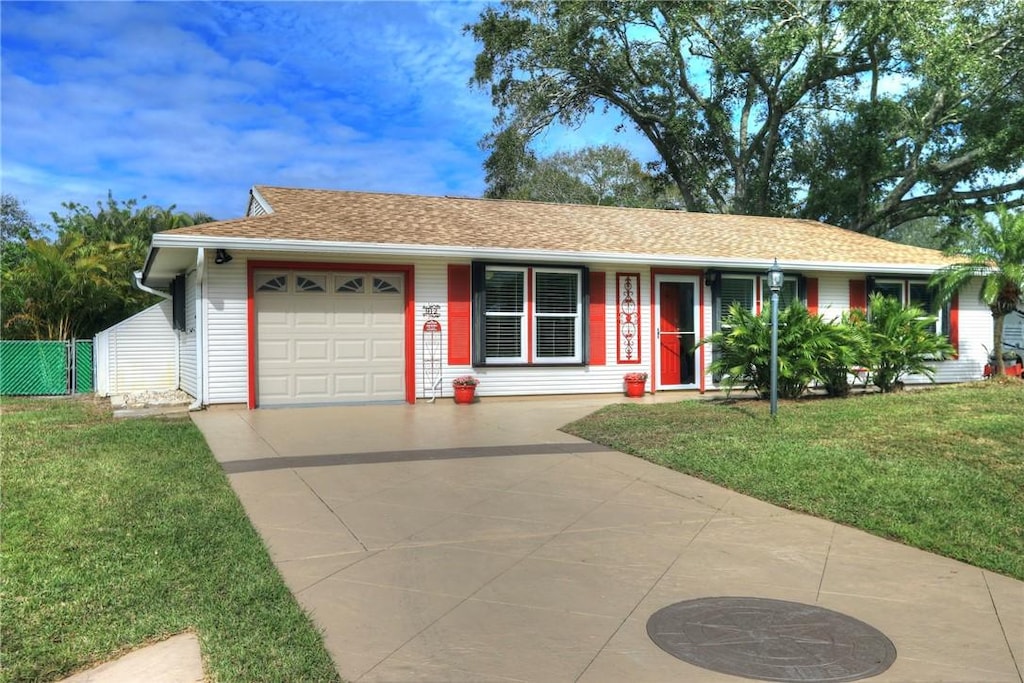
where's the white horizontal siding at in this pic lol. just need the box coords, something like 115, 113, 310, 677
439, 265, 657, 398
816, 273, 850, 321
93, 333, 109, 396
200, 253, 995, 405
914, 279, 989, 384
413, 259, 448, 399
97, 300, 177, 395
204, 255, 248, 404
1004, 307, 1024, 355
179, 269, 198, 398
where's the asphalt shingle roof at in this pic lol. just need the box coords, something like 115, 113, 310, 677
159, 185, 951, 267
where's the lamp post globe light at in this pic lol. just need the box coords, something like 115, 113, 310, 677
767, 259, 784, 417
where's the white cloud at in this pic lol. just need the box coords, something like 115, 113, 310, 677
1, 0, 663, 228
1, 1, 496, 225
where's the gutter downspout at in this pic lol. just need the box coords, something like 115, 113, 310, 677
190, 250, 206, 411
132, 270, 172, 300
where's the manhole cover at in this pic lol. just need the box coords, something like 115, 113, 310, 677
647, 597, 896, 682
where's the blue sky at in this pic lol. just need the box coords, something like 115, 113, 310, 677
1, 1, 649, 227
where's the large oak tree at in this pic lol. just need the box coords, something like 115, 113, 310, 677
468, 0, 1024, 235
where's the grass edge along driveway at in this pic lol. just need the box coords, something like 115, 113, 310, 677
1, 398, 340, 683
563, 381, 1024, 581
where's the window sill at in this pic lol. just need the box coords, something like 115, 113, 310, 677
472, 362, 588, 369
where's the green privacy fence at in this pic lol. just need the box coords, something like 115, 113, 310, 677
0, 340, 94, 396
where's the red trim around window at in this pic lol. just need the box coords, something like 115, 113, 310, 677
806, 278, 819, 315
447, 265, 472, 365
650, 268, 706, 393
246, 260, 416, 408
949, 292, 959, 357
588, 271, 606, 365
849, 280, 867, 312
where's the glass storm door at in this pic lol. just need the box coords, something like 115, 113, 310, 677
656, 276, 699, 389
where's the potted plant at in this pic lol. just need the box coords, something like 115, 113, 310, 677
623, 371, 648, 398
452, 375, 479, 404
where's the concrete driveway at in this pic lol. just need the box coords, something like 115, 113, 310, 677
192, 397, 1023, 682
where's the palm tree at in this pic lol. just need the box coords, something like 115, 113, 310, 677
930, 206, 1024, 376
1, 234, 126, 340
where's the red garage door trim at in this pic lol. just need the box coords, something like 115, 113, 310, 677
247, 260, 416, 408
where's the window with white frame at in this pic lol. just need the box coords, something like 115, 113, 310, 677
533, 269, 582, 362
710, 273, 805, 377
483, 267, 527, 362
721, 276, 756, 316
760, 276, 799, 311
869, 278, 945, 336
712, 273, 801, 327
474, 264, 585, 365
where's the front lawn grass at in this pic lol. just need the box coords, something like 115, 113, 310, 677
1, 397, 340, 683
563, 381, 1024, 580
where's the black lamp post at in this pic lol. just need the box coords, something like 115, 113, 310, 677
767, 259, 784, 417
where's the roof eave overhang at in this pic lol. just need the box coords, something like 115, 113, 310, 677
148, 234, 949, 277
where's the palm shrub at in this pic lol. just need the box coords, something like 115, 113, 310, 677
929, 205, 1024, 376
864, 293, 955, 392
818, 311, 873, 397
703, 302, 841, 399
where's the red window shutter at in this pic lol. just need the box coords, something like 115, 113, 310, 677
949, 292, 959, 357
589, 271, 606, 365
806, 277, 819, 315
849, 280, 867, 312
447, 265, 472, 365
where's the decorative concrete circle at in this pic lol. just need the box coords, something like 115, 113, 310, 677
647, 596, 896, 682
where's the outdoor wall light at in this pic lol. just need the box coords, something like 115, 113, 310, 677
214, 249, 233, 265
767, 258, 784, 417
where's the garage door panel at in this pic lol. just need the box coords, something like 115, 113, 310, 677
295, 311, 330, 327
295, 340, 330, 361
294, 375, 330, 396
335, 339, 368, 361
259, 310, 290, 327
259, 375, 291, 401
333, 374, 368, 394
260, 340, 292, 362
372, 374, 404, 393
256, 270, 405, 405
334, 301, 370, 325
372, 339, 403, 361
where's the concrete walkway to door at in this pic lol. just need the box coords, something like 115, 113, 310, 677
192, 396, 1023, 683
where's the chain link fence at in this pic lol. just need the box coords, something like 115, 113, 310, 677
0, 340, 94, 396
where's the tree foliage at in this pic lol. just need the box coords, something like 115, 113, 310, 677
2, 193, 215, 340
1, 194, 40, 272
484, 143, 680, 208
2, 235, 127, 340
468, 0, 1024, 233
929, 206, 1024, 375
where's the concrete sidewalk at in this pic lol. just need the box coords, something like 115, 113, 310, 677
188, 396, 1023, 682
57, 633, 203, 683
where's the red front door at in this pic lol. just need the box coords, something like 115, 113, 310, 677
658, 279, 697, 387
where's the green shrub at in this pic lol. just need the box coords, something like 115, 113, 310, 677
864, 293, 955, 392
703, 302, 846, 399
703, 294, 955, 399
818, 310, 873, 397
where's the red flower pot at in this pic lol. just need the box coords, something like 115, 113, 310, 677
624, 379, 646, 398
453, 385, 477, 404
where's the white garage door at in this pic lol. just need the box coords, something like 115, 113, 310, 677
255, 270, 405, 406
